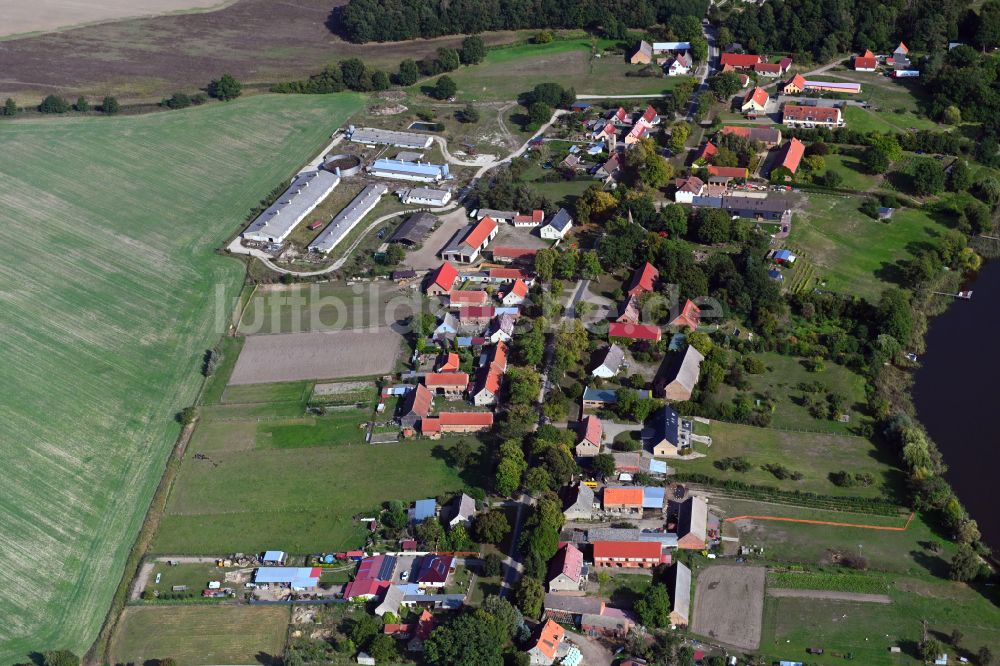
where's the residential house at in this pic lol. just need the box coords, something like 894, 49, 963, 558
486, 313, 515, 344
609, 322, 662, 343
425, 261, 458, 295
782, 105, 843, 129
667, 51, 692, 76
528, 619, 565, 666
781, 73, 806, 94
592, 541, 664, 568
695, 142, 717, 164
513, 209, 544, 228
753, 61, 785, 77
593, 120, 618, 143
407, 610, 436, 652
592, 344, 626, 379
721, 125, 782, 147
423, 372, 469, 398
665, 562, 692, 626
668, 496, 709, 549
775, 137, 806, 176
631, 40, 654, 64
561, 483, 597, 521
540, 208, 573, 240
627, 262, 659, 297
607, 107, 629, 124
720, 53, 764, 69
449, 289, 489, 308
400, 383, 433, 432
741, 87, 769, 114
441, 216, 499, 263
637, 105, 658, 127
669, 299, 701, 330
445, 493, 477, 528
459, 306, 496, 329
547, 543, 585, 592
673, 176, 705, 203
437, 353, 460, 372
624, 123, 648, 146
472, 365, 502, 406
602, 486, 644, 516
894, 41, 910, 63
576, 415, 603, 457
594, 153, 622, 181
561, 153, 581, 170
432, 313, 459, 341
416, 555, 454, 589
501, 279, 529, 306
651, 406, 688, 456
854, 49, 877, 71
658, 345, 704, 401
616, 295, 641, 324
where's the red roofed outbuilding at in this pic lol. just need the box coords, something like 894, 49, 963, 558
720, 52, 764, 68
670, 299, 701, 331
592, 541, 663, 568
777, 137, 806, 175
627, 262, 659, 297
426, 262, 458, 295
609, 322, 662, 343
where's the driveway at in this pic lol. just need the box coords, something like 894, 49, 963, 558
566, 633, 616, 665
403, 207, 469, 271
602, 419, 643, 445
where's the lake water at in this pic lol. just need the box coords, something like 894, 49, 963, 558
913, 260, 1000, 550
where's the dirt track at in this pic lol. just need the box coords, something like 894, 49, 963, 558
228, 328, 402, 384
767, 588, 892, 604
691, 565, 766, 651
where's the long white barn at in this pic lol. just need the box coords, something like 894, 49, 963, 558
308, 183, 388, 254
242, 169, 340, 244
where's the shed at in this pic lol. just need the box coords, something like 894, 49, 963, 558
262, 550, 287, 565
413, 498, 437, 523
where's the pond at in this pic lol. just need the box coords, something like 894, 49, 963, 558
407, 121, 441, 132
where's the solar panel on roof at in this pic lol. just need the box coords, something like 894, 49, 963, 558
378, 555, 397, 580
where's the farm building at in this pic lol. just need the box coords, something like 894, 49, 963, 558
854, 49, 877, 71
576, 415, 603, 457
441, 216, 499, 264
399, 383, 433, 431
425, 262, 458, 295
616, 295, 640, 324
492, 246, 538, 264
262, 550, 287, 565
412, 499, 437, 523
657, 345, 704, 401
242, 169, 340, 244
669, 299, 701, 331
592, 344, 626, 379
449, 290, 489, 307
580, 607, 636, 638
476, 208, 517, 223
347, 127, 433, 149
587, 527, 678, 548
776, 137, 806, 175
721, 125, 782, 147
370, 158, 450, 183
627, 262, 659, 297
582, 387, 651, 410
802, 80, 861, 94
592, 541, 665, 568
344, 555, 395, 599
540, 208, 574, 240
707, 165, 749, 180
421, 411, 494, 436
720, 53, 764, 69
254, 566, 321, 590
397, 187, 451, 206
444, 493, 477, 528
561, 483, 597, 520
308, 183, 388, 254
389, 211, 436, 246
422, 372, 469, 398
668, 496, 709, 549
631, 40, 653, 64
651, 406, 688, 456
547, 543, 585, 592
602, 486, 644, 516
665, 562, 692, 626
513, 209, 544, 228
608, 322, 662, 343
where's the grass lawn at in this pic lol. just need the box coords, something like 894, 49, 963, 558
257, 410, 373, 449
760, 579, 1000, 665
822, 152, 878, 191
843, 105, 941, 133
716, 352, 871, 435
596, 572, 652, 608
109, 605, 289, 666
786, 192, 952, 299
144, 562, 236, 596
439, 38, 692, 101
717, 499, 954, 576
0, 92, 363, 661
221, 379, 312, 406
671, 421, 900, 498
201, 336, 245, 405
153, 436, 488, 554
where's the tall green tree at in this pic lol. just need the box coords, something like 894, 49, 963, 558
101, 96, 120, 114
460, 35, 486, 64
397, 59, 420, 85
209, 73, 242, 100
2, 97, 17, 117
433, 75, 457, 100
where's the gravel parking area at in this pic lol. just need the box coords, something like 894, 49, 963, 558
229, 329, 402, 385
404, 208, 469, 270
691, 565, 766, 651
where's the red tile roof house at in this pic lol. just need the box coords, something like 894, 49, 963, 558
437, 352, 460, 372
343, 555, 393, 599
421, 411, 494, 437
448, 289, 489, 307
781, 73, 807, 94
608, 322, 662, 343
753, 61, 784, 77
624, 122, 648, 146
602, 486, 645, 517
673, 175, 705, 203
491, 245, 539, 264
528, 619, 566, 666
489, 267, 535, 285
607, 106, 630, 124
416, 554, 455, 588
670, 299, 702, 331
854, 49, 878, 71
513, 209, 545, 228
782, 104, 844, 129
501, 278, 529, 306
472, 365, 503, 406
441, 215, 499, 263
399, 382, 433, 433
720, 52, 765, 69
592, 541, 665, 568
458, 305, 496, 329
423, 372, 469, 398
547, 542, 585, 592
425, 261, 458, 296
575, 415, 603, 457
407, 610, 436, 653
706, 165, 749, 180
694, 141, 717, 164
721, 125, 783, 147
740, 86, 769, 114
774, 137, 806, 179
637, 105, 658, 127
626, 262, 659, 297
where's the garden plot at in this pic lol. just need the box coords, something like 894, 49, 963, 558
228, 329, 402, 384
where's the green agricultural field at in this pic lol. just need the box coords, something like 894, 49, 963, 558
257, 409, 373, 449
438, 38, 691, 101
716, 352, 871, 435
109, 605, 290, 666
760, 580, 1000, 665
0, 93, 364, 661
767, 571, 890, 594
671, 421, 899, 498
786, 192, 952, 299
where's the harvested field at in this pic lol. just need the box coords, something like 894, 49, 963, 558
404, 207, 468, 270
1, 0, 234, 39
0, 93, 361, 661
0, 0, 522, 102
691, 565, 766, 650
109, 604, 289, 666
767, 588, 891, 604
228, 329, 402, 384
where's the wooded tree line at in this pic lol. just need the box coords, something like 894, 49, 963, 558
340, 0, 708, 42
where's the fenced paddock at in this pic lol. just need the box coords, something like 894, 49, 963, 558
228, 329, 402, 385
691, 565, 766, 651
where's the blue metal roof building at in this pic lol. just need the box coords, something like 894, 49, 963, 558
262, 550, 287, 564
413, 498, 437, 522
254, 567, 320, 588
642, 486, 666, 509
370, 158, 450, 183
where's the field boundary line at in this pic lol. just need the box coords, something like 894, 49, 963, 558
725, 512, 915, 531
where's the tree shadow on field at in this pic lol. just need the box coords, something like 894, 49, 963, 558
324, 6, 348, 38
255, 652, 279, 665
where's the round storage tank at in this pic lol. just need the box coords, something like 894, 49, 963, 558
323, 153, 362, 177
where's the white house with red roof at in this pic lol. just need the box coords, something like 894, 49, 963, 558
501, 278, 529, 306
627, 262, 659, 297
416, 555, 454, 589
547, 543, 585, 592
624, 123, 648, 146
513, 209, 544, 228
528, 619, 566, 666
576, 415, 603, 457
637, 105, 659, 127
667, 51, 692, 76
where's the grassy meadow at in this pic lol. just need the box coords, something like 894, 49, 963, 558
0, 93, 363, 661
